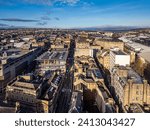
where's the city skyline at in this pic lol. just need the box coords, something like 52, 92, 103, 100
0, 0, 150, 28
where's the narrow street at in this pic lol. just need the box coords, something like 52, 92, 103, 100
55, 39, 75, 113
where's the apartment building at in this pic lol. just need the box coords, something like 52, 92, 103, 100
111, 66, 150, 111
73, 56, 117, 113
6, 74, 47, 112
94, 38, 124, 50
6, 72, 64, 113
75, 37, 93, 57
96, 49, 110, 71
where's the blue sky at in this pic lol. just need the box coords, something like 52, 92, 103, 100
0, 0, 150, 28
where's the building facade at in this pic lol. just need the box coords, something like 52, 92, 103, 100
110, 48, 130, 72
0, 47, 42, 94
111, 66, 150, 111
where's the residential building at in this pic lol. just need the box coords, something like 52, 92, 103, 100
96, 49, 110, 71
93, 38, 124, 50
111, 66, 150, 111
75, 37, 93, 57
6, 72, 64, 113
6, 74, 48, 112
73, 56, 117, 113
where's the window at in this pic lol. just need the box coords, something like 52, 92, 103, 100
136, 91, 139, 95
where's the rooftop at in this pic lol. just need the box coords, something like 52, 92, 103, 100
8, 74, 43, 90
116, 66, 143, 84
112, 50, 127, 55
0, 48, 36, 65
128, 68, 143, 84
37, 50, 68, 61
120, 36, 150, 63
128, 104, 144, 113
96, 38, 122, 42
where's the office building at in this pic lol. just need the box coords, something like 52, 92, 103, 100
0, 47, 42, 95
36, 50, 68, 73
110, 48, 130, 72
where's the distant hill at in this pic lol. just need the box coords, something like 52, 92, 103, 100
72, 26, 150, 32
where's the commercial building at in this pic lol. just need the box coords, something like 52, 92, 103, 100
110, 48, 130, 72
120, 36, 150, 83
0, 47, 42, 95
36, 50, 68, 73
41, 73, 64, 112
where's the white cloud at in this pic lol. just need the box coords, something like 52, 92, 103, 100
23, 0, 79, 5
56, 0, 79, 5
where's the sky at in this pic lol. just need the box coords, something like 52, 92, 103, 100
0, 0, 150, 28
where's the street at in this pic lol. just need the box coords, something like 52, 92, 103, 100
55, 39, 75, 113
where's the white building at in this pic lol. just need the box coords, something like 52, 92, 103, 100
110, 48, 130, 72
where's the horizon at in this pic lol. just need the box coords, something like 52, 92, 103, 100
0, 0, 150, 28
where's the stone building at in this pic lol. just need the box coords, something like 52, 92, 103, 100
111, 66, 150, 111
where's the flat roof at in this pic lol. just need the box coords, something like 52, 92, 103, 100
0, 48, 33, 65
139, 52, 150, 63
118, 66, 143, 84
37, 50, 68, 61
97, 38, 122, 42
128, 69, 143, 84
112, 50, 127, 55
120, 36, 150, 63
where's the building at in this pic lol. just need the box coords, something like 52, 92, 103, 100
93, 38, 124, 50
96, 49, 110, 71
124, 43, 136, 64
6, 72, 64, 113
41, 73, 64, 112
0, 47, 42, 95
50, 36, 70, 50
73, 56, 117, 113
127, 103, 144, 113
75, 37, 93, 57
95, 82, 117, 113
110, 48, 130, 72
111, 66, 150, 111
36, 49, 68, 73
120, 36, 150, 83
6, 74, 48, 112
